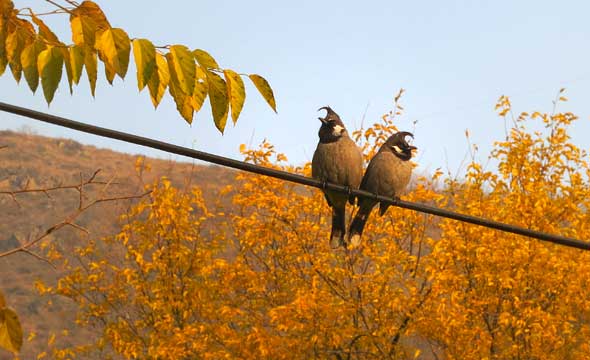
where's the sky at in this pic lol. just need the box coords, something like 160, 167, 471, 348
1, 0, 590, 176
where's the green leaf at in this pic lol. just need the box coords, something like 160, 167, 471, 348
249, 74, 276, 113
132, 38, 156, 91
167, 45, 195, 96
70, 45, 84, 84
97, 28, 130, 79
207, 70, 229, 133
84, 47, 97, 96
20, 38, 46, 92
147, 52, 169, 108
191, 65, 207, 112
224, 69, 245, 124
37, 46, 63, 104
193, 49, 219, 70
70, 15, 97, 48
0, 308, 23, 354
168, 76, 193, 124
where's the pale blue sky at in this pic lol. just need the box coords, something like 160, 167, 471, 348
1, 1, 590, 174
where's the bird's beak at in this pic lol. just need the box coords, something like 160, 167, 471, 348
318, 117, 328, 124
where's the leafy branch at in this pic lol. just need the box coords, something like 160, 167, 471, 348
0, 0, 277, 132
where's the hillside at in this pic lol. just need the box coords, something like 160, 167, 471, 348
0, 130, 236, 359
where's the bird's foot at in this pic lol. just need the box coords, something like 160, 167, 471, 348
345, 185, 353, 197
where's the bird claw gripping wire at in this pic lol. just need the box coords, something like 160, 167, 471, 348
345, 186, 353, 197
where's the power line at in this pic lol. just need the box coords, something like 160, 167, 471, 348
0, 101, 588, 251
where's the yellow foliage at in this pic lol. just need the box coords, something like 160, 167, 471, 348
36, 92, 590, 359
0, 0, 275, 129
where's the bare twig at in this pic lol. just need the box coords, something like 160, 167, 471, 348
21, 248, 56, 269
44, 0, 74, 15
0, 189, 151, 261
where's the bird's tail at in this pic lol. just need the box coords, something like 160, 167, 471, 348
330, 206, 346, 249
348, 205, 371, 247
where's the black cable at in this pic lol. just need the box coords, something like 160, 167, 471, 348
0, 101, 588, 250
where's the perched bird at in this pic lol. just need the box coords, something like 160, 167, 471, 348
348, 131, 417, 247
312, 106, 363, 248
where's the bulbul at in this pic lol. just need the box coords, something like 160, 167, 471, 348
312, 106, 363, 248
348, 131, 417, 247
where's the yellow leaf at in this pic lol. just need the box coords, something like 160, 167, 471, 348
84, 46, 97, 96
37, 46, 63, 104
72, 1, 111, 31
168, 73, 193, 124
147, 52, 169, 108
60, 47, 74, 94
97, 28, 130, 79
70, 15, 97, 48
224, 69, 245, 124
6, 25, 32, 83
207, 70, 229, 133
132, 38, 156, 91
191, 65, 207, 111
102, 57, 116, 84
0, 308, 23, 354
31, 14, 59, 44
47, 333, 55, 346
0, 24, 6, 77
0, 0, 14, 77
168, 45, 195, 96
249, 74, 276, 113
20, 38, 46, 92
69, 45, 84, 84
27, 331, 36, 341
193, 48, 219, 70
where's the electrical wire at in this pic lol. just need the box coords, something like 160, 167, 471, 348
0, 101, 588, 250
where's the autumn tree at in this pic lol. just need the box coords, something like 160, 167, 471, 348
30, 91, 589, 359
416, 92, 590, 359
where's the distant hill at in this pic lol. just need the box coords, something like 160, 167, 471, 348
0, 130, 236, 359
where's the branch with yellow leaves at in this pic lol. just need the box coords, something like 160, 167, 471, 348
0, 0, 277, 132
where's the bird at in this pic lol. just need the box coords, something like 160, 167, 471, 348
312, 106, 363, 248
348, 131, 417, 247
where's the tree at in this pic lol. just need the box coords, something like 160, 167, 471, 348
0, 0, 276, 131
34, 92, 590, 359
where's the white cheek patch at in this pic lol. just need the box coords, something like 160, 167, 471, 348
392, 145, 402, 153
332, 125, 344, 136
